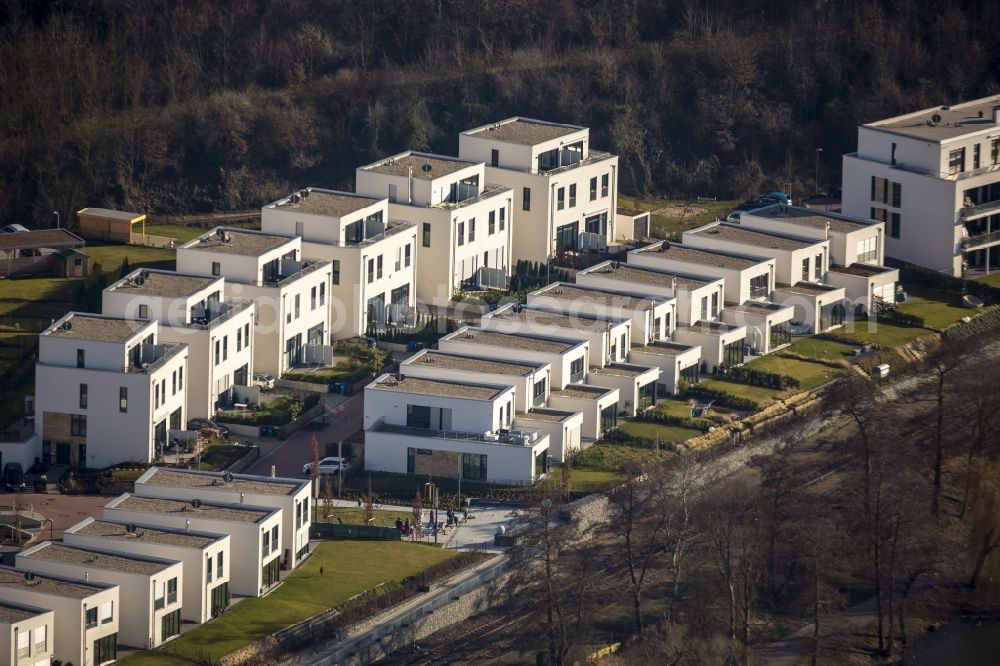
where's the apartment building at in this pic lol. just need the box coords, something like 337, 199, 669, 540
739, 205, 899, 315
134, 467, 312, 567
176, 228, 332, 376
481, 303, 634, 368
35, 313, 189, 468
0, 567, 119, 666
399, 349, 585, 460
527, 282, 677, 344
103, 269, 256, 418
17, 542, 184, 650
64, 518, 231, 623
0, 601, 53, 666
102, 494, 283, 598
355, 152, 513, 304
629, 242, 795, 355
841, 95, 1000, 276
363, 374, 552, 483
683, 222, 847, 334
459, 117, 625, 262
261, 188, 417, 337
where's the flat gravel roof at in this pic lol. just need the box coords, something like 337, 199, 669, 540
407, 351, 539, 377
144, 468, 303, 496
0, 567, 110, 599
690, 224, 817, 251
282, 189, 380, 217
551, 385, 614, 400
533, 283, 667, 310
75, 519, 222, 549
111, 270, 216, 298
185, 229, 292, 256
588, 363, 654, 378
113, 495, 273, 524
585, 264, 712, 290
516, 408, 577, 423
746, 205, 874, 234
22, 543, 174, 576
488, 306, 627, 330
447, 329, 579, 354
635, 243, 768, 270
868, 95, 1000, 142
46, 313, 144, 342
0, 602, 48, 624
366, 153, 473, 180
370, 374, 505, 400
630, 341, 698, 357
467, 118, 582, 145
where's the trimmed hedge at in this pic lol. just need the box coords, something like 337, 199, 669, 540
887, 259, 1000, 305
719, 365, 800, 390
878, 309, 925, 328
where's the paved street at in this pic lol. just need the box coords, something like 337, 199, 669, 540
243, 393, 363, 479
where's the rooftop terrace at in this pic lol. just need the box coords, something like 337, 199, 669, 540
775, 282, 842, 296
141, 467, 304, 496
516, 408, 578, 423
829, 264, 897, 278
22, 542, 174, 576
369, 374, 506, 401
587, 363, 655, 378
630, 340, 700, 357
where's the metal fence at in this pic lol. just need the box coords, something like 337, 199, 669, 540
311, 522, 401, 541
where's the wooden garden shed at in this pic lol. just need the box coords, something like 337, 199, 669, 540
77, 207, 147, 242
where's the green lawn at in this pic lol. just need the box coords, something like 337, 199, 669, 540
195, 443, 250, 471
129, 541, 456, 663
618, 196, 737, 240
699, 378, 782, 407
618, 420, 702, 443
146, 220, 260, 243
895, 286, 974, 329
0, 275, 79, 301
574, 443, 667, 470
653, 398, 696, 418
547, 464, 626, 491
783, 337, 858, 361
744, 355, 845, 390
829, 320, 928, 347
84, 243, 176, 272
313, 507, 415, 527
976, 272, 1000, 288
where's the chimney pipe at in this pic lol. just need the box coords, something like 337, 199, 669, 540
271, 465, 276, 478
240, 493, 245, 504
185, 519, 190, 530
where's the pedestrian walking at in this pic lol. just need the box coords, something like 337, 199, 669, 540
319, 564, 325, 577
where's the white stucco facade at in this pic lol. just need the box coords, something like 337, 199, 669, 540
35, 313, 188, 468
0, 602, 53, 666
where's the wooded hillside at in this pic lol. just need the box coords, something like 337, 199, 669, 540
1, 0, 997, 226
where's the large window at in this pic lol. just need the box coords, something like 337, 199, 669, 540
556, 222, 578, 252
601, 173, 609, 197
167, 577, 178, 604
406, 404, 431, 429
820, 303, 846, 330
80, 383, 87, 409
534, 449, 549, 478
590, 176, 598, 201
722, 340, 745, 368
94, 634, 117, 664
211, 582, 230, 617
568, 184, 577, 208
585, 213, 608, 236
680, 363, 700, 386
422, 222, 431, 248
462, 453, 488, 481
161, 609, 181, 640
770, 322, 792, 349
366, 294, 385, 327
856, 236, 878, 263
262, 557, 280, 590
522, 187, 531, 211
638, 381, 656, 410
570, 357, 585, 382
890, 212, 901, 239
457, 221, 465, 246
71, 414, 87, 436
556, 187, 565, 210
814, 253, 823, 281
533, 378, 546, 406
801, 257, 810, 282
600, 404, 617, 433
749, 273, 769, 299
949, 147, 966, 175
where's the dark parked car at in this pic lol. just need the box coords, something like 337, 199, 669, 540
3, 463, 25, 491
187, 418, 230, 440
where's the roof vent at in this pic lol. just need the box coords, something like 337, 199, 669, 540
659, 241, 670, 252
421, 164, 433, 173
190, 499, 202, 509
929, 113, 942, 126
61, 320, 72, 331
223, 471, 234, 484
24, 571, 38, 584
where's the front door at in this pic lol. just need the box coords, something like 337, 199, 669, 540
56, 442, 71, 465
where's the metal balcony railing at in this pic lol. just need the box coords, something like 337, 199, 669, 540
962, 230, 1000, 250
961, 198, 1000, 219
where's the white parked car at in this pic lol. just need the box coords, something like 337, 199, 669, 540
1, 224, 29, 233
253, 373, 275, 390
303, 456, 351, 475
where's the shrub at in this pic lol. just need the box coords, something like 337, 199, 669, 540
683, 384, 759, 411
720, 365, 800, 390
943, 306, 1000, 340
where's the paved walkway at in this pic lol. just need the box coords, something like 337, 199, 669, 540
758, 596, 879, 664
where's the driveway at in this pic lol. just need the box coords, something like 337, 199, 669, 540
243, 393, 363, 479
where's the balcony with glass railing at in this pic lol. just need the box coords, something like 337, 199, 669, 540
185, 298, 253, 330
369, 419, 547, 447
961, 198, 1000, 219
962, 229, 1000, 250
432, 184, 511, 210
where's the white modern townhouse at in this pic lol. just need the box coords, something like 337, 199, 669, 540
683, 222, 847, 334
35, 313, 189, 468
0, 567, 119, 666
479, 304, 658, 417
134, 467, 312, 568
458, 117, 626, 263
629, 242, 796, 355
261, 188, 418, 337
626, 339, 703, 396
63, 518, 231, 624
103, 269, 256, 419
176, 228, 332, 376
17, 542, 184, 650
0, 601, 53, 666
438, 327, 599, 454
574, 262, 743, 374
527, 282, 677, 344
739, 205, 900, 316
436, 329, 619, 442
841, 95, 1000, 276
363, 373, 553, 483
102, 493, 283, 598
355, 151, 513, 304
